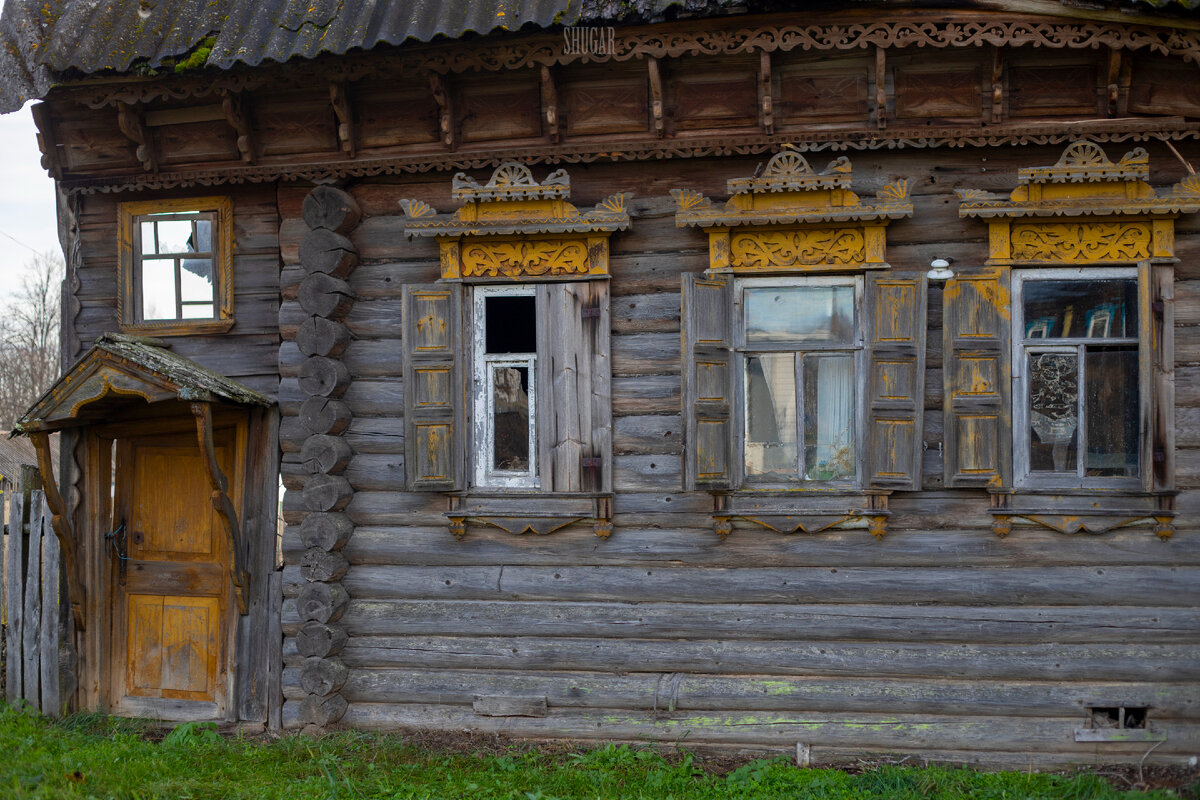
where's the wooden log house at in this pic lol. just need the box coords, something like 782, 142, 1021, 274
1, 0, 1199, 766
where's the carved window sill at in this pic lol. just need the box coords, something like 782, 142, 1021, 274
446, 492, 613, 539
712, 491, 890, 540
119, 319, 236, 337
988, 491, 1175, 539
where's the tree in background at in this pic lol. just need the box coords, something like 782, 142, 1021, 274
0, 250, 63, 429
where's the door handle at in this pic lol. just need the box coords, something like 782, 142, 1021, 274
105, 521, 128, 584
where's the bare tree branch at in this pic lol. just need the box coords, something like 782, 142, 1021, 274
0, 250, 63, 429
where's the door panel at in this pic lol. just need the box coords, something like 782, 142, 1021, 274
111, 429, 235, 717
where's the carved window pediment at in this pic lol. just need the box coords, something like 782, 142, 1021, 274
673, 151, 912, 272
400, 162, 631, 280
957, 141, 1200, 264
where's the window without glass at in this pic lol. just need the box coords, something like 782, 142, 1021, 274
473, 287, 538, 489
1015, 270, 1141, 486
739, 279, 860, 485
117, 197, 233, 334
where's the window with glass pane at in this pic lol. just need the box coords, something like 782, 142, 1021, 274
741, 281, 858, 484
1020, 275, 1139, 480
135, 212, 217, 322
474, 287, 538, 488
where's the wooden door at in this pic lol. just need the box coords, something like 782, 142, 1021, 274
110, 429, 236, 719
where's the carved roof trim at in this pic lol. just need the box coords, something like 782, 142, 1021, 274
675, 154, 913, 229
958, 142, 1200, 219
401, 164, 631, 238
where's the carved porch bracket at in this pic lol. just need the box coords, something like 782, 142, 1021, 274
28, 430, 86, 631
191, 402, 249, 615
540, 65, 560, 144
957, 141, 1200, 264
674, 150, 912, 273
400, 162, 631, 280
429, 73, 455, 149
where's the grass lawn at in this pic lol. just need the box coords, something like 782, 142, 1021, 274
0, 704, 1194, 799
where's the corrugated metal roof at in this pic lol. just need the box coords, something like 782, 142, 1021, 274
2, 0, 1198, 114
0, 0, 580, 113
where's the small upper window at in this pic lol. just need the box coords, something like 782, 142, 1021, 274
118, 197, 233, 334
1014, 269, 1141, 487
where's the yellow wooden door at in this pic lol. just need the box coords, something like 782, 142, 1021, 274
111, 430, 234, 718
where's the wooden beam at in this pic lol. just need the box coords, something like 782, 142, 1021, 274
330, 82, 356, 158
991, 47, 1005, 123
874, 47, 887, 129
759, 51, 774, 135
29, 103, 62, 180
28, 431, 85, 631
648, 57, 664, 137
429, 73, 455, 149
116, 102, 156, 172
220, 91, 255, 163
190, 402, 249, 615
540, 65, 559, 144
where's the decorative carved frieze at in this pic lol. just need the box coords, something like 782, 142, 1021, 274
958, 141, 1200, 264
675, 151, 910, 273
401, 162, 630, 281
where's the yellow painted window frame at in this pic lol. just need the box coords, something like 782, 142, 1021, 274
117, 196, 234, 335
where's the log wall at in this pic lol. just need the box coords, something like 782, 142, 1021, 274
266, 143, 1200, 766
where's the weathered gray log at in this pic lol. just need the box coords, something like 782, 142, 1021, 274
299, 512, 354, 551
303, 474, 353, 512
297, 621, 349, 657
299, 229, 358, 278
298, 356, 351, 398
302, 185, 361, 234
301, 434, 353, 475
296, 317, 350, 358
300, 656, 348, 696
473, 695, 548, 717
301, 549, 350, 583
299, 692, 348, 726
298, 273, 354, 320
300, 396, 352, 436
297, 582, 350, 623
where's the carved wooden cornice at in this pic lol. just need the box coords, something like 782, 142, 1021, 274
63, 15, 1200, 111
401, 162, 631, 280
675, 152, 912, 272
957, 141, 1200, 264
56, 122, 1200, 196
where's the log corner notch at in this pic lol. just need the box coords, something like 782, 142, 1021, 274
190, 402, 249, 614
27, 430, 85, 631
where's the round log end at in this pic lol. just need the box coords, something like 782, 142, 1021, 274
297, 317, 351, 358
297, 581, 350, 623
297, 620, 349, 658
299, 228, 359, 279
299, 693, 348, 726
298, 356, 351, 399
300, 396, 352, 436
301, 548, 350, 583
298, 273, 354, 320
302, 185, 362, 234
299, 512, 354, 552
300, 656, 349, 696
302, 473, 353, 512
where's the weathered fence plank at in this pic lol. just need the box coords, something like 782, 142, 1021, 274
40, 497, 62, 716
4, 490, 24, 702
21, 492, 42, 707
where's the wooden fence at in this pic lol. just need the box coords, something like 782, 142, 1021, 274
2, 468, 68, 715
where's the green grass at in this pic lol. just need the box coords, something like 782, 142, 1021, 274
0, 704, 1190, 799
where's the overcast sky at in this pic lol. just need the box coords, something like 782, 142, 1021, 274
0, 103, 61, 299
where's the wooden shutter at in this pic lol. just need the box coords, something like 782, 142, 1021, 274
537, 281, 612, 493
402, 284, 464, 491
682, 273, 734, 490
865, 273, 927, 491
942, 267, 1011, 488
1143, 262, 1174, 493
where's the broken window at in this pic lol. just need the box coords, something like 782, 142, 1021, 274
473, 287, 538, 489
118, 197, 233, 334
1015, 271, 1141, 486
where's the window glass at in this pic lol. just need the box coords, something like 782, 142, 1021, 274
485, 295, 537, 353
745, 353, 797, 480
803, 354, 855, 481
141, 257, 177, 321
475, 287, 538, 488
744, 285, 854, 344
1028, 351, 1079, 472
1084, 347, 1138, 477
135, 211, 218, 323
1022, 279, 1136, 339
492, 364, 531, 472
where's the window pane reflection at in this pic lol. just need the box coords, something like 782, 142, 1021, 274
745, 354, 797, 479
745, 285, 854, 344
1023, 279, 1137, 339
804, 354, 855, 480
492, 365, 530, 472
1085, 347, 1138, 477
155, 219, 195, 254
141, 258, 177, 321
1028, 352, 1079, 472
